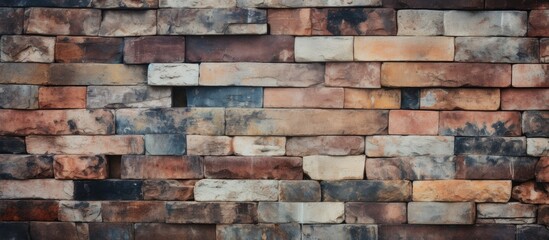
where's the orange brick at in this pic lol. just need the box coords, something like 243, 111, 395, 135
389, 110, 439, 135
264, 88, 344, 108
512, 64, 549, 87
268, 9, 311, 35
502, 89, 549, 110
355, 36, 454, 61
38, 87, 86, 109
344, 89, 400, 109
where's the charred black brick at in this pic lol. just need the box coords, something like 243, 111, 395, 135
74, 180, 143, 200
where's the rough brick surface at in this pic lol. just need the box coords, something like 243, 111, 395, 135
1, 35, 55, 63
39, 87, 87, 109
24, 8, 101, 35
55, 37, 123, 63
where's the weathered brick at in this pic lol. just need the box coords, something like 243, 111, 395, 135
238, 0, 381, 7
355, 36, 454, 61
477, 203, 537, 221
0, 179, 73, 199
401, 88, 420, 109
0, 0, 92, 7
384, 0, 483, 9
321, 180, 411, 201
121, 155, 202, 179
528, 138, 549, 156
24, 8, 100, 35
311, 8, 395, 35
303, 155, 365, 180
0, 8, 24, 34
186, 87, 262, 108
523, 111, 549, 137
205, 156, 302, 180
99, 10, 156, 36
74, 180, 143, 201
397, 10, 443, 35
279, 180, 320, 202
55, 36, 122, 63
542, 39, 549, 63
537, 157, 549, 182
0, 137, 26, 154
513, 181, 549, 204
413, 180, 512, 202
166, 202, 257, 224
420, 88, 500, 110
0, 109, 113, 136
226, 109, 388, 136
456, 155, 537, 181
142, 180, 196, 201
381, 62, 511, 87
116, 108, 224, 135
388, 110, 438, 135
0, 222, 29, 239
88, 223, 133, 240
0, 200, 58, 221
0, 155, 52, 179
144, 134, 185, 155
517, 225, 549, 240
408, 202, 475, 224
135, 223, 216, 240
345, 202, 406, 224
49, 64, 146, 85
194, 179, 278, 201
325, 62, 380, 88
485, 0, 549, 9
455, 137, 527, 156
87, 86, 170, 109
1, 35, 55, 62
439, 111, 521, 136
54, 155, 107, 180
529, 10, 549, 36
513, 64, 549, 87
93, 0, 158, 8
444, 11, 527, 36
258, 202, 344, 223
59, 201, 102, 222
232, 137, 285, 156
186, 135, 233, 156
539, 205, 549, 225
30, 222, 78, 240
264, 88, 343, 108
200, 63, 323, 87
39, 87, 87, 109
268, 9, 311, 35
502, 89, 549, 110
218, 224, 300, 240
160, 0, 235, 8
124, 36, 185, 63
286, 136, 364, 156
302, 224, 377, 240
101, 201, 165, 222
366, 136, 454, 157
27, 135, 144, 155
455, 37, 539, 63
0, 85, 38, 109
148, 63, 198, 86
295, 37, 353, 61
344, 89, 401, 109
365, 156, 456, 180
379, 224, 514, 240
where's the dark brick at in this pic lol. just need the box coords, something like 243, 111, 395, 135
539, 205, 549, 225
0, 8, 24, 34
401, 88, 419, 110
529, 10, 549, 37
303, 224, 377, 240
383, 0, 484, 9
0, 136, 25, 154
88, 223, 133, 240
517, 225, 549, 240
204, 157, 302, 180
0, 155, 53, 179
311, 8, 396, 35
279, 180, 321, 202
135, 223, 216, 240
55, 36, 123, 63
456, 155, 537, 181
124, 36, 185, 64
321, 180, 411, 202
455, 137, 527, 156
485, 0, 549, 9
0, 200, 58, 221
218, 224, 300, 240
0, 0, 91, 7
74, 180, 143, 200
30, 222, 78, 240
101, 201, 165, 222
166, 202, 257, 224
144, 134, 186, 155
186, 87, 263, 108
523, 111, 549, 137
0, 222, 29, 240
92, 0, 158, 8
379, 224, 515, 240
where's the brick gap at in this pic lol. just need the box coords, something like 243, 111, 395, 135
106, 155, 121, 179
172, 87, 187, 107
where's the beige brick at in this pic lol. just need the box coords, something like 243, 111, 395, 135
0, 180, 73, 199
295, 37, 353, 62
355, 36, 454, 61
26, 135, 144, 155
303, 155, 365, 180
264, 88, 344, 108
194, 179, 279, 201
233, 137, 286, 156
186, 135, 233, 156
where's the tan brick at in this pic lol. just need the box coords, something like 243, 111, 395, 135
527, 138, 549, 156
512, 64, 549, 87
439, 111, 522, 136
24, 8, 100, 35
344, 89, 400, 109
194, 179, 279, 201
264, 88, 344, 108
121, 155, 203, 179
268, 9, 311, 35
49, 64, 146, 85
389, 110, 439, 135
413, 180, 512, 202
397, 10, 443, 36
26, 135, 144, 155
528, 10, 549, 36
1, 35, 55, 62
0, 179, 73, 199
186, 135, 233, 156
366, 136, 454, 157
0, 63, 49, 85
295, 37, 353, 62
54, 155, 107, 180
39, 87, 86, 109
99, 10, 156, 36
286, 136, 365, 156
258, 202, 344, 223
325, 62, 380, 88
303, 155, 365, 180
502, 89, 549, 110
420, 88, 500, 110
102, 202, 165, 223
233, 137, 286, 156
355, 36, 454, 61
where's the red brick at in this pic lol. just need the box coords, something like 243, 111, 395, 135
536, 157, 549, 182
53, 155, 107, 180
0, 200, 58, 221
529, 10, 549, 36
389, 110, 439, 135
124, 36, 185, 64
102, 201, 165, 222
264, 88, 344, 108
286, 136, 365, 156
512, 64, 549, 87
204, 156, 302, 180
379, 225, 515, 240
502, 89, 549, 110
38, 87, 86, 109
312, 8, 396, 35
268, 9, 311, 35
24, 8, 101, 35
55, 36, 123, 63
121, 155, 203, 179
439, 111, 522, 136
26, 135, 144, 155
325, 62, 380, 88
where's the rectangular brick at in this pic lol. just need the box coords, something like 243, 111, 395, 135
268, 9, 311, 35
101, 201, 165, 222
87, 86, 171, 108
529, 10, 549, 36
408, 202, 475, 224
420, 88, 500, 110
74, 180, 143, 201
455, 137, 527, 156
58, 201, 102, 222
93, 0, 158, 8
88, 223, 133, 240
455, 37, 539, 63
311, 8, 395, 35
264, 88, 343, 108
485, 0, 549, 9
0, 179, 73, 199
54, 155, 107, 180
279, 180, 320, 202
303, 155, 365, 180
99, 10, 156, 36
344, 89, 401, 109
295, 37, 353, 61
512, 64, 549, 87
517, 225, 549, 240
527, 138, 549, 156
0, 8, 23, 34
502, 89, 549, 110
194, 179, 278, 201
302, 225, 377, 240
0, 200, 58, 221
397, 10, 443, 35
204, 156, 302, 180
0, 63, 49, 84
143, 180, 196, 201
121, 155, 202, 179
542, 39, 549, 62
384, 0, 483, 9
0, 0, 92, 7
55, 36, 123, 63
258, 202, 344, 223
537, 157, 549, 182
24, 8, 100, 35
366, 156, 456, 180
523, 111, 548, 137
30, 222, 78, 240
444, 11, 527, 36
286, 136, 365, 156
355, 36, 454, 61
366, 136, 454, 157
413, 180, 512, 202
148, 63, 199, 86
345, 202, 406, 224
379, 224, 515, 240
135, 223, 216, 240
186, 87, 262, 108
238, 0, 381, 7
439, 111, 522, 136
124, 36, 185, 63
0, 222, 29, 239
478, 203, 537, 219
27, 135, 144, 155
456, 155, 537, 181
230, 136, 285, 156
160, 0, 235, 8
226, 108, 388, 136
325, 62, 380, 88
0, 155, 53, 179
389, 110, 439, 135
186, 135, 233, 156
321, 180, 411, 201
513, 181, 549, 204
144, 134, 185, 155
166, 202, 257, 224
539, 205, 549, 225
49, 64, 146, 85
39, 87, 86, 109
218, 224, 300, 240
1, 35, 55, 62
0, 136, 26, 154
0, 85, 38, 109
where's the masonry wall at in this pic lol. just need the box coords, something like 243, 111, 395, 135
0, 0, 548, 239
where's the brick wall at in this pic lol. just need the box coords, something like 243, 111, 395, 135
0, 0, 548, 239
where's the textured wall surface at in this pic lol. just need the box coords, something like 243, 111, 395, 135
0, 0, 549, 239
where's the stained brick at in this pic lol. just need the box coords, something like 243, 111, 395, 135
321, 180, 411, 201
302, 225, 377, 240
379, 224, 515, 240
186, 135, 233, 156
444, 11, 527, 36
355, 36, 454, 61
303, 155, 365, 180
537, 157, 549, 182
160, 0, 235, 8
88, 223, 133, 240
517, 225, 549, 240
485, 0, 549, 9
0, 0, 92, 7
477, 203, 537, 220
204, 156, 302, 180
512, 64, 549, 87
279, 180, 321, 202
166, 202, 257, 224
0, 222, 30, 239
455, 37, 539, 63
0, 8, 24, 34
365, 136, 454, 157
49, 63, 146, 85
102, 201, 165, 222
39, 87, 86, 109
501, 89, 549, 110
55, 36, 123, 63
512, 181, 549, 204
30, 222, 79, 240
286, 136, 364, 156
439, 111, 522, 136
542, 39, 549, 63
24, 8, 101, 35
218, 224, 300, 240
401, 88, 420, 109
58, 201, 102, 222
268, 9, 311, 35
0, 137, 26, 154
238, 0, 381, 7
87, 86, 171, 108
344, 89, 401, 109
311, 8, 395, 35
529, 10, 549, 36
135, 223, 216, 240
0, 85, 38, 109
74, 180, 143, 201
365, 156, 456, 180
142, 180, 196, 201
0, 179, 73, 199
345, 202, 406, 224
388, 110, 439, 135
99, 10, 156, 36
523, 111, 549, 137
397, 10, 443, 35
539, 205, 549, 225
0, 63, 49, 84
0, 154, 53, 179
186, 87, 263, 108
1, 35, 55, 63
420, 88, 500, 110
0, 200, 58, 221
144, 134, 185, 155
455, 137, 527, 156
413, 180, 512, 202
325, 62, 381, 88
124, 36, 185, 63
121, 155, 202, 179
53, 155, 106, 180
383, 0, 483, 9
194, 179, 278, 201
258, 202, 344, 223
527, 138, 549, 156
456, 155, 537, 181
93, 0, 158, 8
408, 202, 475, 224
27, 135, 144, 155
264, 88, 343, 108
295, 37, 353, 61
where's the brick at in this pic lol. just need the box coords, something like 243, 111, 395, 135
303, 155, 365, 180
158, 8, 265, 35
166, 202, 257, 224
389, 110, 438, 135
74, 180, 142, 201
0, 222, 29, 239
205, 156, 302, 180
439, 111, 521, 136
325, 62, 380, 88
537, 157, 549, 182
485, 0, 549, 9
529, 10, 549, 36
24, 8, 100, 35
413, 180, 512, 202
345, 202, 406, 224
420, 88, 500, 110
0, 109, 113, 136
121, 155, 202, 179
218, 224, 300, 240
539, 205, 549, 225
502, 89, 549, 110
0, 85, 38, 109
455, 137, 527, 156
148, 63, 198, 86
116, 108, 224, 135
186, 135, 233, 156
401, 88, 420, 109
384, 0, 483, 9
0, 200, 58, 221
476, 218, 535, 224
523, 111, 549, 137
99, 10, 156, 36
101, 201, 165, 223
233, 137, 285, 156
455, 37, 539, 63
258, 202, 344, 223
54, 155, 107, 180
302, 225, 377, 240
311, 8, 395, 35
397, 10, 443, 35
355, 36, 454, 61
365, 156, 456, 180
0, 0, 92, 7
366, 136, 454, 157
144, 134, 185, 155
124, 36, 184, 64
160, 0, 235, 8
93, 0, 158, 8
279, 180, 320, 202
444, 11, 527, 36
194, 179, 278, 201
513, 181, 549, 204
88, 223, 133, 240
186, 87, 262, 108
513, 64, 549, 87
27, 135, 144, 155
408, 202, 475, 224
295, 37, 353, 61
517, 225, 549, 240
542, 39, 549, 62
268, 9, 311, 35
0, 179, 73, 199
1, 35, 54, 62
0, 137, 26, 154
321, 180, 411, 201
0, 155, 52, 179
237, 0, 381, 7
456, 155, 537, 181
381, 62, 511, 87
264, 88, 343, 108
344, 89, 401, 109
286, 136, 364, 156
142, 180, 196, 201
59, 201, 102, 222
30, 222, 78, 240
226, 109, 388, 136
199, 63, 323, 87
55, 36, 123, 63
87, 86, 171, 108
39, 87, 87, 109
528, 138, 549, 156
0, 8, 24, 34
135, 223, 216, 240
49, 63, 146, 85
379, 225, 514, 240
477, 203, 537, 220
